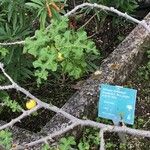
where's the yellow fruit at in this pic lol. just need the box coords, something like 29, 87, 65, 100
57, 52, 64, 61
26, 99, 37, 110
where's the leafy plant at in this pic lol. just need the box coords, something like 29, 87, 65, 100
24, 16, 99, 84
0, 0, 27, 25
0, 46, 34, 82
3, 97, 22, 112
105, 142, 116, 149
4, 47, 34, 82
0, 46, 8, 60
59, 136, 76, 150
78, 141, 90, 150
0, 0, 35, 82
41, 144, 51, 150
0, 130, 13, 150
78, 128, 100, 150
138, 65, 150, 80
103, 0, 138, 13
137, 118, 144, 128
57, 128, 99, 150
137, 50, 150, 81
0, 0, 32, 40
0, 91, 21, 113
119, 143, 126, 150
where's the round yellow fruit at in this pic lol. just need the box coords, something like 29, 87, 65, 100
26, 99, 37, 110
57, 52, 64, 61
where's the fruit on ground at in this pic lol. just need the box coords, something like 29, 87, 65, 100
26, 99, 37, 110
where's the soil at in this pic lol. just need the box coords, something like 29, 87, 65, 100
0, 79, 77, 132
125, 62, 150, 150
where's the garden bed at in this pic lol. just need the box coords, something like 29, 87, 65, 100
0, 2, 150, 149
0, 15, 135, 132
40, 12, 150, 137
0, 12, 149, 150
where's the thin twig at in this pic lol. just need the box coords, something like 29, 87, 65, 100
0, 40, 25, 46
143, 118, 150, 127
79, 13, 96, 29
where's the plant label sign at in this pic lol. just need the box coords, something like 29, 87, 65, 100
98, 84, 137, 125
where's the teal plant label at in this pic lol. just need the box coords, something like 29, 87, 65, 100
98, 84, 137, 125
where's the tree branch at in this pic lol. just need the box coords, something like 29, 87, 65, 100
65, 3, 150, 32
99, 129, 105, 150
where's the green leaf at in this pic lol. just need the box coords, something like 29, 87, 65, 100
26, 2, 41, 9
0, 130, 12, 150
2, 97, 22, 112
0, 47, 8, 59
59, 136, 76, 150
78, 142, 90, 150
41, 144, 51, 150
24, 16, 99, 84
30, 0, 43, 6
51, 7, 61, 21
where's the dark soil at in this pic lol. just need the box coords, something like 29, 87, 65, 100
123, 54, 150, 150
0, 79, 76, 132
76, 14, 135, 57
